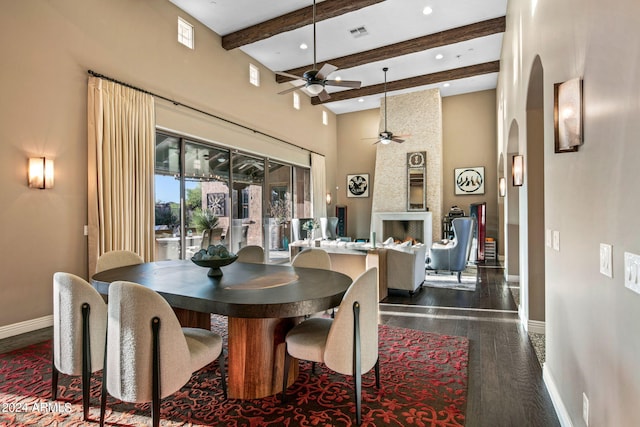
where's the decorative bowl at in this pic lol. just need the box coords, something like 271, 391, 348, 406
191, 255, 238, 277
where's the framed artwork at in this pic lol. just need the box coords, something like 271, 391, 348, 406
206, 192, 227, 216
347, 174, 369, 198
455, 167, 485, 195
554, 78, 583, 153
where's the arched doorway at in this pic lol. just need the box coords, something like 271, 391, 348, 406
506, 121, 521, 287
525, 56, 546, 329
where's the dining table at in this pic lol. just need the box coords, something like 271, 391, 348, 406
91, 259, 353, 399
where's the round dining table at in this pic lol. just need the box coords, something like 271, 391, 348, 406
91, 259, 352, 399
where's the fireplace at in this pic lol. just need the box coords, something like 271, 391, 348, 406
371, 212, 433, 246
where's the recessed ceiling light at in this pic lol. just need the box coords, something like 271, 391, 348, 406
443, 83, 450, 88
435, 53, 444, 60
334, 76, 342, 81
358, 98, 364, 103
299, 43, 308, 50
423, 6, 433, 15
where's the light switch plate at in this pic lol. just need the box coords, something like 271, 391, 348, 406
552, 230, 560, 251
600, 244, 612, 277
624, 252, 640, 294
546, 229, 552, 248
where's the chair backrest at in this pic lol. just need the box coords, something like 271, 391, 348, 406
291, 248, 332, 270
237, 245, 264, 263
450, 217, 475, 270
95, 250, 143, 273
324, 267, 378, 376
320, 217, 339, 240
106, 281, 192, 403
53, 272, 107, 376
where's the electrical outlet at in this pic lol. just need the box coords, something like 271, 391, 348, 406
83, 225, 89, 236
599, 243, 612, 278
624, 252, 640, 295
546, 229, 552, 248
552, 230, 560, 251
582, 392, 589, 425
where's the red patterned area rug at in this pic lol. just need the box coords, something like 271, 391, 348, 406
0, 320, 468, 426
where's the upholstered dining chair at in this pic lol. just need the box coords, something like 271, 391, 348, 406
236, 245, 264, 264
95, 250, 143, 274
282, 267, 379, 425
99, 281, 227, 427
52, 272, 108, 421
291, 248, 332, 270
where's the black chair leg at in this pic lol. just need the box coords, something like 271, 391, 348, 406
354, 371, 362, 425
151, 317, 161, 427
81, 303, 91, 421
281, 345, 290, 404
99, 321, 109, 427
311, 362, 316, 374
457, 271, 462, 283
374, 358, 380, 389
51, 358, 58, 400
218, 351, 227, 400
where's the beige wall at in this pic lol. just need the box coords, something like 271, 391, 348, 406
499, 0, 640, 425
0, 0, 336, 328
442, 90, 498, 243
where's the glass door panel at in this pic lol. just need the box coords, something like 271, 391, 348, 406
231, 153, 264, 257
267, 161, 292, 263
154, 133, 181, 260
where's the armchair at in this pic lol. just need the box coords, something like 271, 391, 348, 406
425, 217, 474, 282
386, 244, 427, 295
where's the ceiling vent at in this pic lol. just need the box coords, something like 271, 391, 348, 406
349, 26, 368, 38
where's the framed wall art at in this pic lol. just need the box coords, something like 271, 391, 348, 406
346, 173, 369, 198
454, 167, 485, 195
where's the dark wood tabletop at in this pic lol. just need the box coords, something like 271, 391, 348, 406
91, 259, 352, 318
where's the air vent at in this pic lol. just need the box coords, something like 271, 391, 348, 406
349, 26, 368, 38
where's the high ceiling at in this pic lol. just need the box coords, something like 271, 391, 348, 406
169, 0, 507, 114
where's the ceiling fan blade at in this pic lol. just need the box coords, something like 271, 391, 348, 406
392, 138, 405, 143
325, 79, 361, 89
372, 139, 382, 145
317, 89, 331, 102
316, 63, 338, 80
277, 82, 305, 95
276, 71, 304, 80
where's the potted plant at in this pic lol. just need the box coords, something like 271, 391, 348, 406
192, 208, 222, 248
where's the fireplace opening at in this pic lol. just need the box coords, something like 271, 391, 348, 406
382, 220, 424, 244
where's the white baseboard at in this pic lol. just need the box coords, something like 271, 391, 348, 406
543, 365, 574, 427
0, 315, 53, 340
506, 274, 520, 283
528, 320, 545, 334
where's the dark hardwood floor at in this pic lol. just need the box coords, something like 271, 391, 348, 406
0, 262, 559, 426
381, 262, 560, 427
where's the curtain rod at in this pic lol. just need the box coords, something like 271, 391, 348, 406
87, 70, 321, 157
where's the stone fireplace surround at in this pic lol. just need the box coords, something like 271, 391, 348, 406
371, 212, 433, 247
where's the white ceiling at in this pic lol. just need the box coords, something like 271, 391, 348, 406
170, 0, 507, 114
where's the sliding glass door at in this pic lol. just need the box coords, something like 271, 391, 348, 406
155, 131, 308, 263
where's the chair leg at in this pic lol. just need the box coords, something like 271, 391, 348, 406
218, 351, 227, 400
51, 355, 58, 400
457, 271, 462, 283
99, 321, 109, 427
281, 344, 290, 404
151, 317, 161, 427
81, 303, 91, 421
374, 357, 380, 389
352, 301, 362, 425
311, 362, 316, 374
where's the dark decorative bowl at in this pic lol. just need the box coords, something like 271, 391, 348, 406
191, 255, 238, 277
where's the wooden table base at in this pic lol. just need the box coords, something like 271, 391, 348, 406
227, 317, 299, 399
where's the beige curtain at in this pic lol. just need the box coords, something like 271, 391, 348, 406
311, 152, 327, 219
87, 77, 155, 275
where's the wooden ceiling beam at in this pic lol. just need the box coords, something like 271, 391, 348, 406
221, 0, 385, 50
277, 16, 505, 82
310, 60, 501, 105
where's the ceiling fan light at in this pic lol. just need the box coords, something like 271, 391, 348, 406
381, 138, 392, 145
306, 83, 324, 95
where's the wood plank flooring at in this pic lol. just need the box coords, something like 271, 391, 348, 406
0, 263, 559, 426
381, 262, 560, 426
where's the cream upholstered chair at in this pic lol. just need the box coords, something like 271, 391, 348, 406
236, 245, 264, 264
52, 272, 107, 421
99, 281, 226, 427
282, 268, 379, 425
95, 250, 143, 273
291, 248, 332, 270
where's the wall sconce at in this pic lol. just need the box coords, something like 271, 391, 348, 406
28, 157, 54, 189
499, 177, 507, 197
326, 192, 332, 205
554, 77, 583, 153
512, 155, 524, 187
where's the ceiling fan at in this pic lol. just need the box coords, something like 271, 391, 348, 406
373, 67, 411, 144
276, 0, 361, 102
